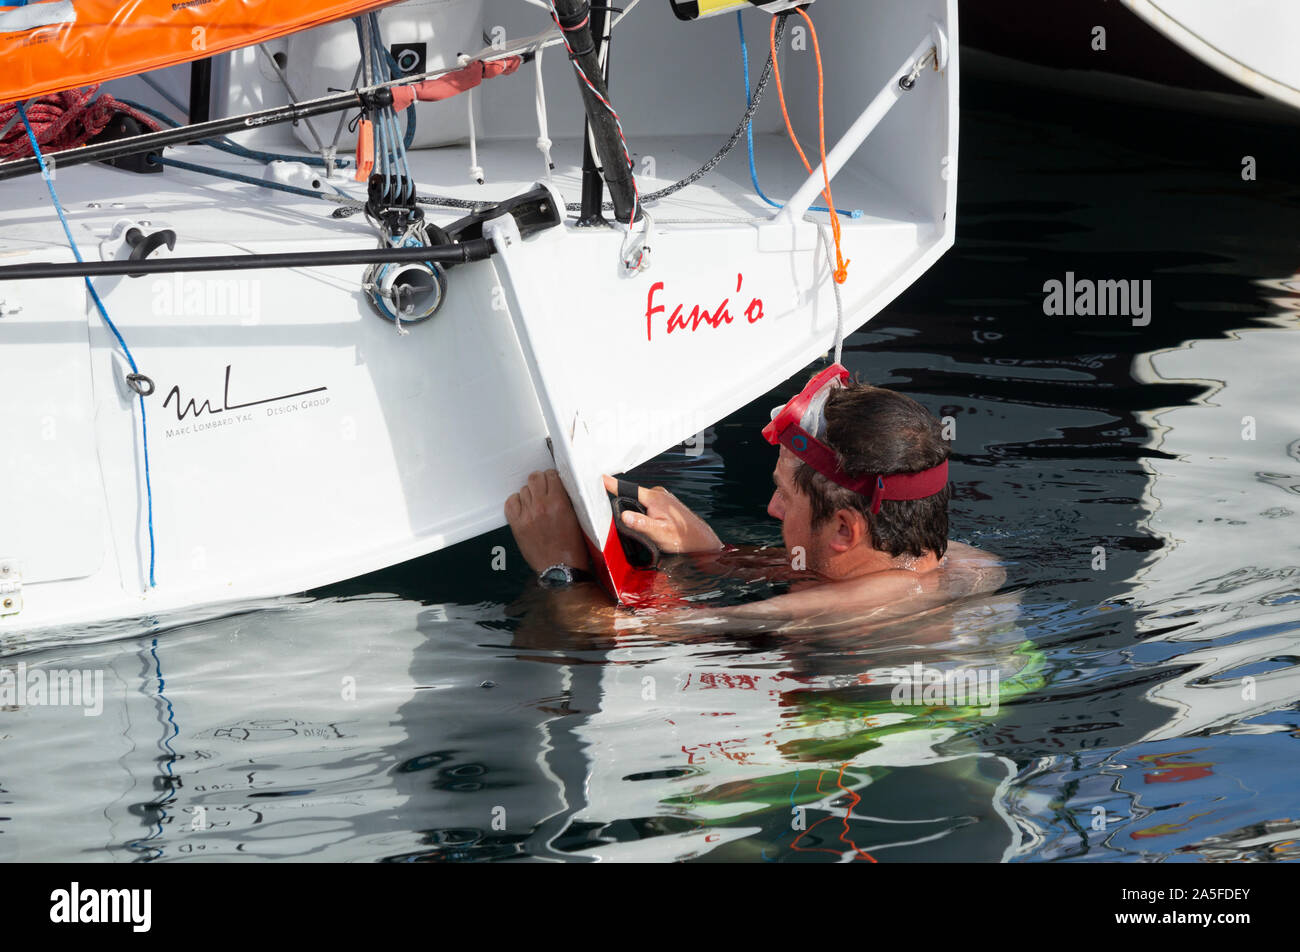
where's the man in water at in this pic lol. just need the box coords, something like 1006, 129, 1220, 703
505, 366, 1004, 631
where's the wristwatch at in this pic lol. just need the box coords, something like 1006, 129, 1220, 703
538, 563, 593, 589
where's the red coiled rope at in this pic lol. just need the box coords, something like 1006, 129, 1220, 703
0, 86, 159, 161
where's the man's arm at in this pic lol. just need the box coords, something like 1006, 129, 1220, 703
535, 569, 928, 638
504, 469, 593, 576
503, 472, 786, 636
601, 474, 724, 554
533, 541, 1010, 638
503, 470, 1004, 639
602, 475, 812, 583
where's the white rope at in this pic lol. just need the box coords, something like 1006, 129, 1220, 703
819, 224, 846, 363
467, 90, 484, 184
533, 44, 555, 179
474, 2, 645, 192
461, 55, 485, 185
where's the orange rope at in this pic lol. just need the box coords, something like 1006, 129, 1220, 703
834, 762, 877, 862
789, 762, 875, 862
771, 9, 850, 285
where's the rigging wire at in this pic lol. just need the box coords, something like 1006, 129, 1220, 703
126, 3, 845, 233
256, 43, 327, 153
18, 103, 157, 588
565, 10, 788, 214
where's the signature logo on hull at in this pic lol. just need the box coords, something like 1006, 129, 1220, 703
160, 364, 330, 438
163, 364, 326, 421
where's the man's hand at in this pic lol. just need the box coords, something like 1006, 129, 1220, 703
505, 470, 593, 575
602, 475, 724, 555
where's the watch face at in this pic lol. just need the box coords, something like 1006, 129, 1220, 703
539, 565, 573, 588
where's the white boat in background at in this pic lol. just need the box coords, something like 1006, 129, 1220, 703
1121, 0, 1300, 111
0, 0, 958, 633
960, 0, 1300, 125
1130, 275, 1300, 741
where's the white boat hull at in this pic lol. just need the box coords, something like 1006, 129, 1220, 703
1122, 0, 1300, 110
0, 0, 958, 633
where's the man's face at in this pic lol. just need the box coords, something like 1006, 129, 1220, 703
768, 448, 820, 559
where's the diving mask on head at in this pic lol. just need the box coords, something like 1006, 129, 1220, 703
760, 363, 950, 515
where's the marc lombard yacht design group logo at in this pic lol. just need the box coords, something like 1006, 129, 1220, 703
161, 364, 330, 439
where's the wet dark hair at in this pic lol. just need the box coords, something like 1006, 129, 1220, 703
791, 380, 950, 559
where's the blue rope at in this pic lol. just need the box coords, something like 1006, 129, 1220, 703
397, 62, 418, 151
127, 637, 180, 857
371, 14, 413, 203
739, 13, 782, 212
352, 13, 415, 215
145, 637, 179, 846
19, 104, 157, 587
737, 13, 861, 220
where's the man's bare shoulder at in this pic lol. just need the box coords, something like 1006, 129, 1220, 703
940, 541, 1007, 591
943, 540, 995, 563
715, 540, 1006, 630
720, 569, 920, 627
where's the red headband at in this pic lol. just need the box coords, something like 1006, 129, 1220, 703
760, 364, 949, 515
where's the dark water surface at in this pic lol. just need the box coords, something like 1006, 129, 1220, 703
3, 75, 1299, 862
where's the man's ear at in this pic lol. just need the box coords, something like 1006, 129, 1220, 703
828, 507, 869, 553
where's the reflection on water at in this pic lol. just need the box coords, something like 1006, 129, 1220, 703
2, 75, 1299, 862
